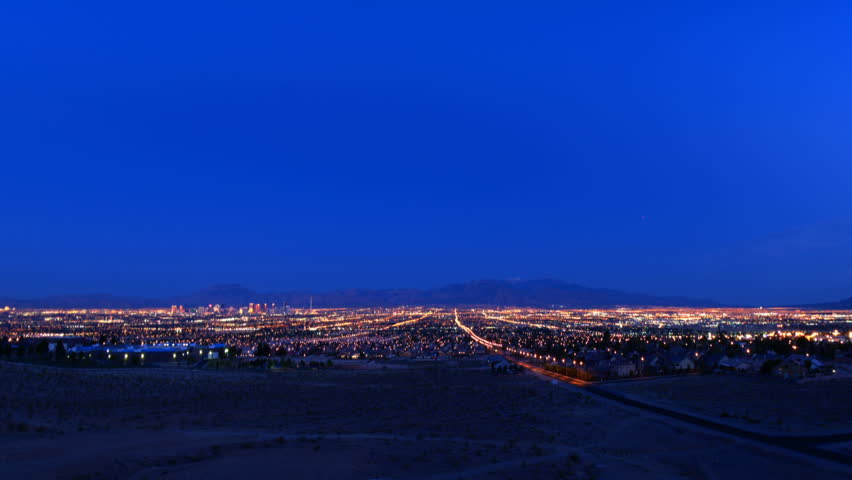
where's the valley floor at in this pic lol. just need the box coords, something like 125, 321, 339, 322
1, 361, 849, 480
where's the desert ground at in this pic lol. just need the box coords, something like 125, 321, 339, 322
1, 360, 850, 480
600, 373, 852, 435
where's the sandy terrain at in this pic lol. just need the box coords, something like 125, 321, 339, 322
1, 361, 849, 479
600, 374, 852, 435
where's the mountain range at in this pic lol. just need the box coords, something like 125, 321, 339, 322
0, 279, 725, 309
3, 279, 850, 310
794, 296, 852, 310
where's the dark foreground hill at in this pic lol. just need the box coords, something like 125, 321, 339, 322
4, 362, 843, 479
0, 279, 719, 309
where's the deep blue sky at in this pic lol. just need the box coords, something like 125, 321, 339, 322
2, 2, 851, 305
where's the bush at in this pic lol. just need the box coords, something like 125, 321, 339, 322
760, 359, 782, 375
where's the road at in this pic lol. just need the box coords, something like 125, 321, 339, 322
516, 357, 852, 463
453, 310, 852, 466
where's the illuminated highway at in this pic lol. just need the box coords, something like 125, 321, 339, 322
452, 309, 852, 466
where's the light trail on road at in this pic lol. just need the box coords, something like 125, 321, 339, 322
454, 310, 501, 349
453, 310, 852, 466
386, 312, 433, 329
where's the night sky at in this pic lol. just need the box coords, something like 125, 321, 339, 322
2, 2, 851, 305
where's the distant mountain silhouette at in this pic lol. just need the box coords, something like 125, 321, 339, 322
0, 279, 720, 309
176, 284, 258, 306
0, 294, 155, 309
796, 295, 852, 310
